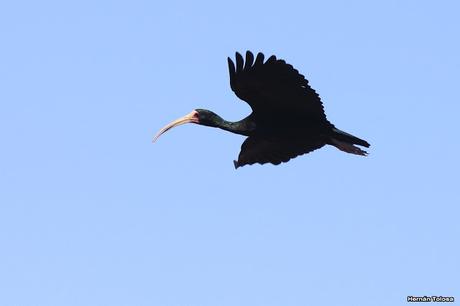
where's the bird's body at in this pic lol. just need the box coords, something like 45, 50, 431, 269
154, 51, 370, 168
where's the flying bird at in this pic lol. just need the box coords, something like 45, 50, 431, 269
154, 51, 370, 168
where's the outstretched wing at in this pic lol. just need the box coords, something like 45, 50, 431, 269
228, 51, 328, 121
234, 136, 325, 168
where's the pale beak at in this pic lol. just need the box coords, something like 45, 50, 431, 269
153, 110, 199, 142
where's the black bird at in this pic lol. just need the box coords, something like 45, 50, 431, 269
154, 51, 370, 168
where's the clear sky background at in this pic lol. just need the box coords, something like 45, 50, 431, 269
1, 1, 459, 305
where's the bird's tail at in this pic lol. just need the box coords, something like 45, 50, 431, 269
330, 128, 370, 156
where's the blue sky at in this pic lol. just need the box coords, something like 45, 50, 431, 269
1, 0, 459, 305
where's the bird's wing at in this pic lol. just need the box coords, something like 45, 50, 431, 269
234, 136, 325, 168
228, 51, 328, 121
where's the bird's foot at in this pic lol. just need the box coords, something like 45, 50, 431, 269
331, 138, 368, 156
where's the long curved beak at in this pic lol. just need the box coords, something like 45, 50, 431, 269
153, 110, 199, 142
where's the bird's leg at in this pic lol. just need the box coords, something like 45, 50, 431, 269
331, 138, 368, 156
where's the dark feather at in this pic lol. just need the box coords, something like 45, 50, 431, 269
227, 57, 236, 81
235, 52, 244, 73
244, 51, 254, 70
234, 136, 325, 168
228, 51, 328, 123
254, 52, 264, 66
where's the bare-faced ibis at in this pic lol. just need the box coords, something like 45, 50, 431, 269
154, 51, 370, 168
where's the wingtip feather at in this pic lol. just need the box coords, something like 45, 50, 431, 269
244, 51, 254, 69
235, 52, 244, 72
254, 52, 265, 65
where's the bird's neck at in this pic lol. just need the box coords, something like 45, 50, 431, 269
214, 117, 254, 136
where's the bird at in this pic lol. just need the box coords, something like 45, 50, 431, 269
153, 51, 370, 169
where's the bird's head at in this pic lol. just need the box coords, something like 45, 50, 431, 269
153, 109, 222, 142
